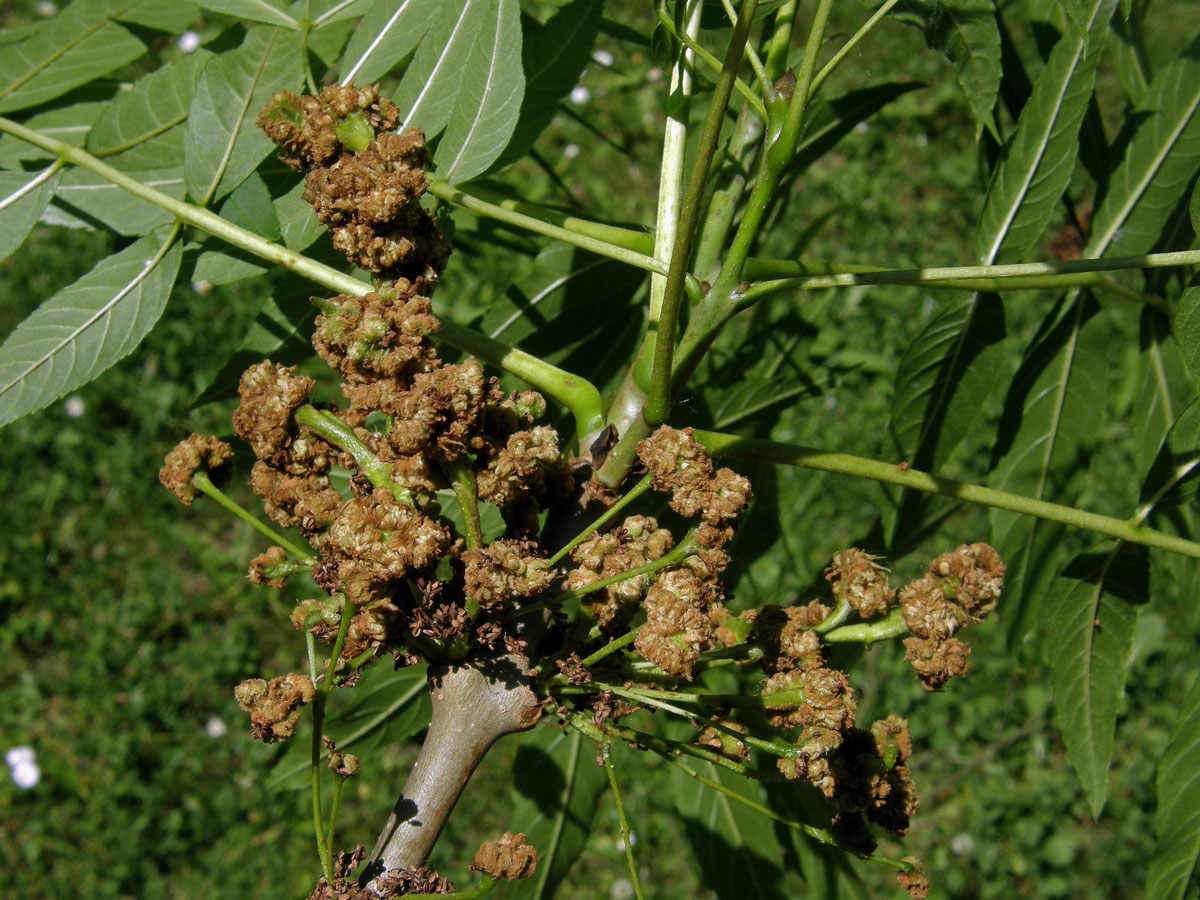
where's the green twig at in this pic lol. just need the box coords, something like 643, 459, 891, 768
294, 405, 412, 503
190, 471, 316, 564
443, 457, 482, 549
658, 8, 768, 120
547, 474, 655, 567
645, 0, 762, 427
579, 628, 642, 668
809, 0, 902, 97
694, 430, 1200, 560
719, 0, 772, 97
602, 749, 646, 900
821, 607, 909, 644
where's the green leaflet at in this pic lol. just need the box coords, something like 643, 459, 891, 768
1137, 396, 1200, 521
183, 26, 303, 205
1147, 674, 1200, 900
43, 166, 184, 234
266, 663, 430, 791
894, 0, 1001, 141
1191, 177, 1199, 236
1049, 542, 1149, 818
191, 0, 299, 28
0, 166, 62, 264
0, 231, 182, 427
488, 0, 602, 173
309, 0, 373, 26
190, 174, 282, 284
792, 82, 925, 174
1088, 31, 1200, 258
974, 0, 1117, 265
87, 51, 213, 157
1131, 309, 1192, 478
437, 0, 525, 183
670, 761, 788, 900
1175, 274, 1200, 393
392, 0, 493, 138
0, 101, 105, 167
339, 0, 440, 86
275, 180, 323, 251
890, 293, 1006, 472
988, 294, 1108, 643
117, 0, 201, 32
497, 726, 606, 900
0, 0, 147, 114
101, 124, 187, 172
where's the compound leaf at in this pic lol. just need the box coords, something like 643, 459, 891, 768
339, 0, 440, 86
1148, 674, 1200, 900
0, 0, 147, 114
184, 26, 303, 204
0, 232, 182, 427
1050, 542, 1149, 818
43, 166, 184, 234
0, 166, 62, 264
438, 0, 524, 183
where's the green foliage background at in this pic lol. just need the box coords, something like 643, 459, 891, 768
1, 0, 1199, 898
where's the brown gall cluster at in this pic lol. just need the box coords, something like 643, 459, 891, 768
305, 845, 455, 900
900, 543, 1005, 690
259, 83, 450, 282
566, 515, 674, 631
158, 434, 233, 505
470, 832, 538, 881
233, 673, 314, 743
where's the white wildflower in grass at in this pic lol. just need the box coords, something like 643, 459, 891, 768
609, 879, 634, 900
592, 49, 614, 67
178, 30, 201, 54
64, 396, 85, 418
6, 747, 39, 789
569, 86, 591, 106
192, 279, 213, 296
205, 716, 228, 739
563, 144, 581, 161
35, 1, 57, 17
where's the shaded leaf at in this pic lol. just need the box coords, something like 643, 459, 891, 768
87, 51, 212, 156
116, 0, 201, 31
438, 0, 524, 183
1175, 274, 1200, 392
1132, 308, 1192, 476
895, 0, 1001, 139
1192, 177, 1199, 236
219, 172, 280, 241
339, 0, 440, 86
498, 726, 606, 900
192, 0, 299, 28
0, 0, 146, 114
1089, 32, 1200, 257
101, 123, 187, 172
671, 761, 788, 900
275, 180, 323, 251
43, 166, 184, 234
1050, 541, 1149, 817
975, 0, 1116, 265
310, 0, 373, 25
266, 664, 430, 791
890, 292, 1006, 471
488, 0, 602, 172
393, 0, 493, 137
0, 232, 182, 427
184, 26, 303, 204
989, 294, 1108, 642
1148, 674, 1200, 900
0, 166, 62, 264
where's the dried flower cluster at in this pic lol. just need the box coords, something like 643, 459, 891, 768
306, 845, 454, 900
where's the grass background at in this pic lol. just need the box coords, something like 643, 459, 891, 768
2, 0, 1197, 898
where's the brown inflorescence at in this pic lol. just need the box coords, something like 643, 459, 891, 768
470, 832, 538, 881
897, 859, 931, 899
634, 568, 721, 679
234, 673, 315, 742
636, 426, 751, 528
463, 539, 555, 611
258, 83, 399, 172
826, 549, 895, 619
248, 545, 290, 589
313, 285, 440, 389
159, 434, 234, 505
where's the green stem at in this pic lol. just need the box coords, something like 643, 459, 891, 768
812, 595, 852, 634
579, 628, 642, 668
294, 405, 413, 504
738, 250, 1200, 298
602, 749, 646, 900
809, 0, 902, 97
661, 8, 768, 121
821, 607, 909, 644
693, 104, 766, 284
761, 0, 797, 82
645, 0, 761, 428
305, 630, 331, 882
326, 775, 345, 855
0, 116, 606, 439
427, 181, 662, 275
443, 457, 482, 549
718, 0, 771, 96
190, 471, 316, 563
694, 430, 1200, 560
547, 474, 655, 567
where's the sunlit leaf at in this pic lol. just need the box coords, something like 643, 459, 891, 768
393, 0, 492, 137
192, 0, 299, 28
0, 232, 182, 427
0, 101, 105, 167
488, 0, 602, 173
1050, 541, 1148, 818
0, 165, 62, 264
183, 26, 303, 204
87, 51, 212, 156
499, 725, 606, 899
43, 166, 184, 234
1148, 674, 1200, 900
275, 180, 323, 251
339, 0, 440, 86
437, 0, 524, 183
0, 0, 146, 114
975, 0, 1117, 265
1088, 32, 1200, 257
